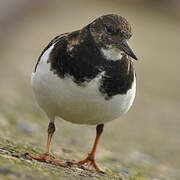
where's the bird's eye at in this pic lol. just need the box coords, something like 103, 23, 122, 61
119, 30, 125, 37
105, 26, 115, 35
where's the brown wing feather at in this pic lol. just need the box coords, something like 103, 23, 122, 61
34, 33, 69, 72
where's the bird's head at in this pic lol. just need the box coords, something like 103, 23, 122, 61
87, 14, 138, 61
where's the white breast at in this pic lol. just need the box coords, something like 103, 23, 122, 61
31, 45, 136, 125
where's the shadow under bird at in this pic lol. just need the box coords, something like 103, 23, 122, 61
29, 14, 138, 173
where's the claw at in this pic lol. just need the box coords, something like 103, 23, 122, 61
66, 161, 73, 167
28, 153, 67, 167
71, 154, 103, 173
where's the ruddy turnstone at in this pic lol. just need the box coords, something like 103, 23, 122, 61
29, 14, 138, 173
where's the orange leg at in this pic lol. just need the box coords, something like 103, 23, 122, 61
28, 122, 66, 167
71, 124, 104, 173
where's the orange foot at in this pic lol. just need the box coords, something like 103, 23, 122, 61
27, 153, 67, 167
71, 154, 104, 173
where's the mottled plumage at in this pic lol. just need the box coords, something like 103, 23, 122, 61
35, 15, 136, 99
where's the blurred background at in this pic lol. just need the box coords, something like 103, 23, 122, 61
0, 0, 180, 179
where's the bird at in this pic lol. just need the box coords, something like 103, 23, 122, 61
29, 14, 138, 173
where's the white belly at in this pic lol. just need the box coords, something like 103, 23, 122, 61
31, 45, 136, 125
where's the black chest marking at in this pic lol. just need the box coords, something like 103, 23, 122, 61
99, 57, 134, 99
38, 30, 134, 99
49, 30, 104, 85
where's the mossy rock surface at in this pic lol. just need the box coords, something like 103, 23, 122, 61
0, 137, 157, 180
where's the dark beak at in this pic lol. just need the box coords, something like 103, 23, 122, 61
121, 40, 138, 60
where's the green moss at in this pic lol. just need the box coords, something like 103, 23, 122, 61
1, 136, 166, 179
0, 138, 125, 180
